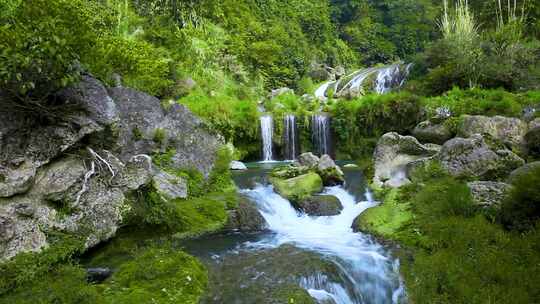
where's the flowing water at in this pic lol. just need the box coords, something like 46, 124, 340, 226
315, 63, 411, 99
260, 115, 274, 162
283, 114, 299, 160
82, 164, 406, 303
312, 114, 332, 156
190, 165, 406, 303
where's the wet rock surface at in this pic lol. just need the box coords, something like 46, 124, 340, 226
298, 195, 343, 216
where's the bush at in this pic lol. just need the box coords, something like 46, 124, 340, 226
499, 165, 540, 232
0, 0, 109, 103
88, 36, 173, 96
423, 87, 536, 118
331, 92, 424, 158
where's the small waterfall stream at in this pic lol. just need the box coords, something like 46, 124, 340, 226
241, 183, 406, 303
315, 63, 411, 99
260, 115, 274, 162
312, 114, 332, 156
283, 114, 299, 160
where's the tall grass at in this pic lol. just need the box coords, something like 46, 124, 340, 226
440, 0, 479, 43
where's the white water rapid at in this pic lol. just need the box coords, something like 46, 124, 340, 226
260, 115, 274, 162
241, 185, 406, 304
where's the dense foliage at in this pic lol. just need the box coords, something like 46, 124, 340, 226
362, 163, 540, 303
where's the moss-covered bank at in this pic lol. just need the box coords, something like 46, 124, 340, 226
355, 163, 540, 303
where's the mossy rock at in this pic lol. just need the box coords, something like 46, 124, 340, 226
352, 189, 412, 239
270, 172, 323, 203
105, 248, 207, 304
298, 195, 343, 216
271, 285, 316, 304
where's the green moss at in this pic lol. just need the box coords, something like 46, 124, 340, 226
353, 188, 413, 239
270, 172, 323, 203
271, 285, 316, 304
1, 264, 102, 304
152, 128, 167, 144
104, 248, 207, 304
0, 231, 86, 295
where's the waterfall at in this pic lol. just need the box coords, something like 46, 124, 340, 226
260, 115, 274, 162
282, 114, 299, 160
241, 185, 406, 304
374, 64, 411, 94
312, 114, 331, 156
314, 63, 411, 98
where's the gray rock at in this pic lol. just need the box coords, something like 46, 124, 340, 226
86, 267, 112, 283
230, 161, 248, 170
438, 134, 524, 180
297, 152, 320, 168
56, 74, 120, 126
0, 163, 36, 198
110, 87, 221, 177
507, 161, 540, 184
412, 120, 453, 144
152, 170, 188, 201
467, 181, 512, 207
297, 195, 343, 216
457, 115, 527, 148
373, 132, 440, 187
317, 155, 345, 186
225, 197, 267, 232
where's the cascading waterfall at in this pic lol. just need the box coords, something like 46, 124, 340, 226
315, 63, 411, 99
312, 114, 332, 156
241, 184, 406, 304
282, 114, 299, 160
260, 115, 274, 162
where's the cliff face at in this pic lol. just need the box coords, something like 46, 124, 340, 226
0, 74, 221, 260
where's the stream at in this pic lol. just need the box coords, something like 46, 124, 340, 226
83, 163, 406, 303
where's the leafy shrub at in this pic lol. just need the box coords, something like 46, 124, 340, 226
88, 36, 173, 96
499, 165, 540, 232
423, 87, 536, 118
0, 0, 109, 103
331, 92, 424, 158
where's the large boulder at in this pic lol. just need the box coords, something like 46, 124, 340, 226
438, 134, 524, 180
297, 195, 342, 216
467, 181, 512, 208
457, 115, 527, 149
271, 172, 323, 203
373, 132, 440, 187
296, 152, 320, 168
0, 75, 120, 198
412, 120, 453, 144
225, 197, 267, 232
507, 161, 540, 184
524, 118, 540, 157
0, 75, 223, 260
316, 154, 345, 186
110, 87, 221, 177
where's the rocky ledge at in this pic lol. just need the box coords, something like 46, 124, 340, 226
0, 74, 223, 260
